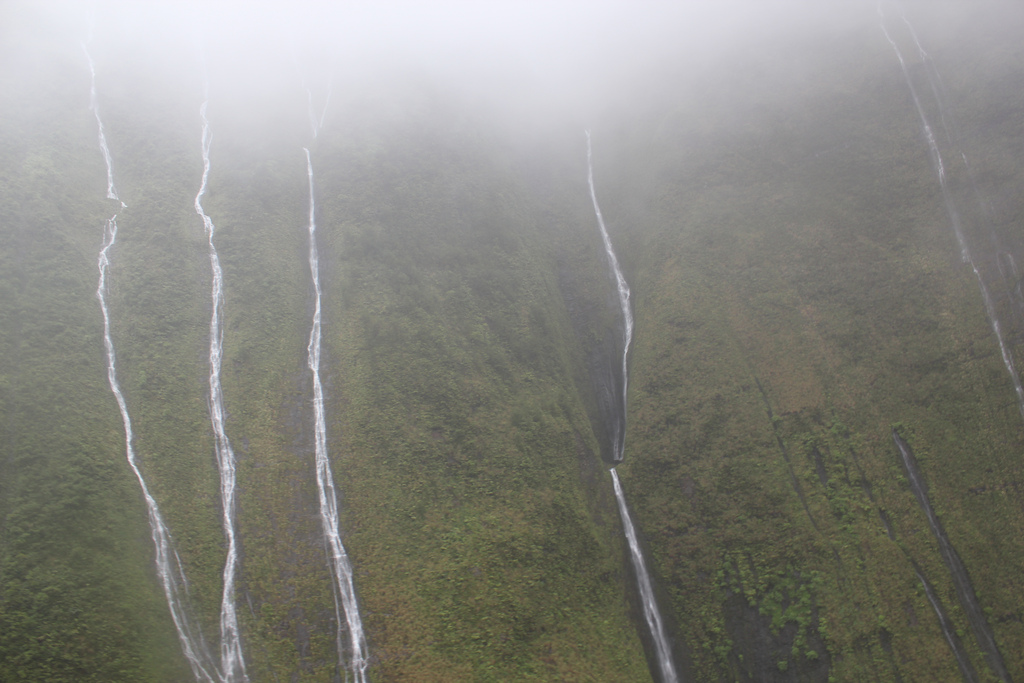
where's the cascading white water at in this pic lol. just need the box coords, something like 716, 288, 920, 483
877, 11, 966, 259
879, 6, 1024, 418
611, 470, 678, 683
882, 16, 1017, 676
98, 218, 220, 683
587, 130, 633, 463
903, 17, 1024, 328
587, 131, 677, 683
303, 147, 369, 682
905, 20, 1024, 419
194, 98, 248, 683
87, 44, 218, 682
83, 45, 123, 206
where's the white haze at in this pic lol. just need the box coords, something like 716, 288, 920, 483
4, 1, 875, 114
7, 0, 1023, 139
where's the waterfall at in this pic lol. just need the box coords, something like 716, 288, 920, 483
587, 130, 633, 463
87, 43, 218, 682
877, 7, 966, 259
892, 432, 1010, 681
194, 96, 249, 683
98, 217, 219, 683
82, 44, 123, 205
587, 131, 678, 683
303, 147, 369, 682
909, 562, 978, 683
612, 470, 678, 683
880, 15, 1018, 675
879, 5, 1024, 418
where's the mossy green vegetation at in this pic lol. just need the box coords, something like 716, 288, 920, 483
0, 39, 190, 682
313, 94, 650, 680
2, 41, 653, 680
602, 7, 1024, 681
4, 2, 1024, 681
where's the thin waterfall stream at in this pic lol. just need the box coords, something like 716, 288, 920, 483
611, 469, 678, 683
193, 96, 249, 683
910, 561, 979, 683
880, 10, 1014, 680
879, 5, 1024, 418
587, 131, 678, 683
893, 432, 1010, 681
901, 14, 1024, 419
87, 43, 218, 682
84, 45, 123, 207
587, 131, 633, 464
302, 144, 369, 682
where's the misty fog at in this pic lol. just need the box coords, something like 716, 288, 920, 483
0, 2, 916, 124
6, 0, 1021, 162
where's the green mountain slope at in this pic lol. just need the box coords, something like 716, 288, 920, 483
2, 2, 1024, 681
600, 7, 1024, 681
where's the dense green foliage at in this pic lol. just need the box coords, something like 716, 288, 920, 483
601, 9, 1024, 681
3, 2, 1024, 681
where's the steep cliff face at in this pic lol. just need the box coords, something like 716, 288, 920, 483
2, 2, 1024, 682
0, 32, 648, 679
601, 6, 1024, 681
